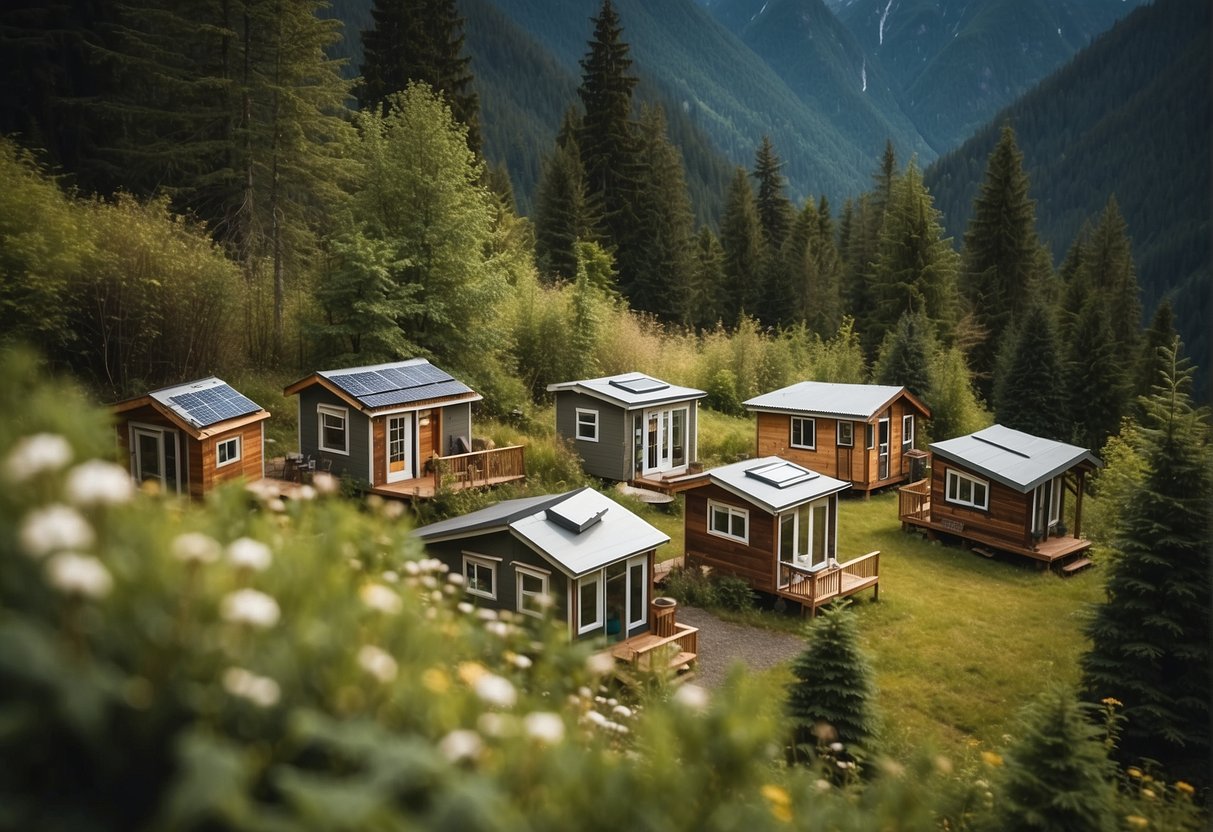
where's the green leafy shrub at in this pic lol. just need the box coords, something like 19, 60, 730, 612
661, 565, 719, 608
713, 574, 757, 612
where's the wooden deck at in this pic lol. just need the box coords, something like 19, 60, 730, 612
630, 467, 706, 495
775, 551, 880, 616
610, 623, 699, 674
370, 445, 526, 500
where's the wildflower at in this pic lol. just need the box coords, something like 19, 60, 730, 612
934, 755, 954, 774
222, 667, 280, 707
381, 570, 399, 583
1176, 781, 1195, 795
509, 653, 533, 670
1125, 815, 1149, 829
457, 602, 474, 615
478, 712, 518, 737
1127, 767, 1143, 779
1101, 697, 1123, 707
761, 784, 792, 823
45, 552, 113, 599
311, 472, 338, 495
422, 667, 450, 694
226, 537, 272, 572
486, 621, 511, 638
474, 607, 498, 621
980, 751, 1003, 767
403, 561, 421, 576
612, 704, 633, 719
458, 661, 488, 686
379, 500, 405, 519
5, 433, 72, 481
524, 712, 565, 744
438, 729, 483, 763
220, 588, 280, 628
447, 571, 466, 586
814, 779, 831, 793
295, 485, 316, 501
829, 741, 844, 753
357, 645, 398, 683
473, 673, 517, 709
20, 504, 94, 557
585, 651, 616, 676
1141, 788, 1156, 800
172, 531, 221, 565
359, 583, 402, 615
65, 460, 134, 506
672, 684, 709, 713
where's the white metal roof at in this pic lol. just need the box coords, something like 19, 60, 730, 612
930, 425, 1102, 493
744, 381, 913, 420
705, 456, 851, 514
546, 372, 706, 409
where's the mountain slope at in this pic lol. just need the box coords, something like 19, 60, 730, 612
925, 0, 1210, 380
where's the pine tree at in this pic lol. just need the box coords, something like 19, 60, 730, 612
1133, 299, 1178, 408
534, 131, 590, 283
786, 602, 877, 764
1066, 294, 1129, 452
993, 301, 1068, 441
1079, 197, 1142, 368
689, 226, 727, 329
719, 167, 764, 325
751, 135, 793, 251
874, 308, 935, 399
1081, 342, 1212, 784
992, 688, 1117, 832
804, 197, 844, 336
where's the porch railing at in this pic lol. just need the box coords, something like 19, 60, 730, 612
614, 623, 699, 673
778, 551, 880, 606
433, 445, 526, 489
898, 479, 931, 521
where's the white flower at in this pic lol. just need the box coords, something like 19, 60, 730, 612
357, 645, 398, 683
5, 433, 72, 482
509, 653, 533, 670
485, 621, 511, 638
311, 472, 338, 495
381, 570, 399, 583
20, 504, 95, 558
829, 741, 844, 753
524, 712, 565, 744
403, 560, 421, 576
226, 537, 272, 571
171, 532, 221, 565
64, 460, 134, 506
457, 602, 474, 615
612, 704, 633, 719
45, 552, 112, 599
439, 729, 483, 762
221, 588, 280, 628
222, 667, 280, 707
446, 571, 466, 586
672, 683, 710, 713
295, 485, 316, 501
585, 651, 616, 677
359, 583, 402, 615
473, 673, 517, 709
583, 710, 607, 727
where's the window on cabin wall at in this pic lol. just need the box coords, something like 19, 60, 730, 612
516, 566, 549, 618
575, 408, 599, 442
216, 436, 241, 467
945, 469, 989, 510
463, 554, 498, 599
837, 421, 854, 447
902, 414, 914, 450
317, 404, 349, 454
708, 500, 749, 543
790, 416, 816, 449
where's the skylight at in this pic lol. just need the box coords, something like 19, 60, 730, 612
609, 375, 670, 395
744, 460, 818, 489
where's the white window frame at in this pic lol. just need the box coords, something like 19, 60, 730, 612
626, 555, 648, 629
515, 565, 550, 619
708, 500, 749, 544
575, 408, 599, 442
790, 416, 816, 450
317, 404, 350, 455
462, 553, 499, 600
577, 571, 603, 634
866, 423, 875, 449
945, 469, 989, 511
837, 421, 854, 447
216, 435, 241, 468
902, 414, 914, 449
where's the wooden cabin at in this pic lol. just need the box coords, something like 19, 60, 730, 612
547, 373, 707, 492
112, 377, 270, 498
898, 425, 1102, 569
744, 382, 931, 495
413, 488, 698, 671
683, 457, 880, 615
284, 359, 525, 498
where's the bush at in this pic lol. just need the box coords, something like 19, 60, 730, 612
713, 574, 757, 612
662, 565, 719, 607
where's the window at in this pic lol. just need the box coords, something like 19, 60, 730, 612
902, 414, 914, 449
837, 421, 854, 447
708, 500, 749, 544
216, 436, 241, 467
516, 566, 549, 618
790, 416, 816, 450
945, 469, 989, 510
866, 423, 875, 449
578, 572, 602, 634
317, 404, 349, 454
575, 408, 599, 442
463, 554, 498, 600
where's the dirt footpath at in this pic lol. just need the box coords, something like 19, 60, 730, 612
676, 606, 807, 689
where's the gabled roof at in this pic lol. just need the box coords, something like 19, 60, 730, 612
546, 372, 706, 410
930, 425, 1102, 493
284, 359, 481, 413
112, 377, 269, 439
695, 456, 850, 514
412, 487, 669, 578
744, 381, 931, 421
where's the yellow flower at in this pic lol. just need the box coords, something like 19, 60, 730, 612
761, 784, 792, 823
980, 751, 1003, 767
1125, 815, 1149, 828
1101, 697, 1123, 707
1175, 780, 1195, 795
457, 661, 487, 686
1127, 767, 1143, 779
1142, 788, 1156, 800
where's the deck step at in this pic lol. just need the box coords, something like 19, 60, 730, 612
971, 546, 996, 559
669, 651, 697, 671
1061, 557, 1094, 575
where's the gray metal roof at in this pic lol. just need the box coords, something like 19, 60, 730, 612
317, 359, 480, 411
149, 377, 262, 429
546, 372, 706, 409
744, 381, 909, 420
412, 487, 669, 578
930, 425, 1103, 493
705, 456, 851, 514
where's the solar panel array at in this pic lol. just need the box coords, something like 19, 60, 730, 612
326, 363, 473, 408
168, 384, 261, 428
609, 375, 669, 395
745, 460, 819, 489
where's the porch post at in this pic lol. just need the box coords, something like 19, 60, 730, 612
1074, 469, 1085, 539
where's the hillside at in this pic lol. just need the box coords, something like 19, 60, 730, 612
925, 0, 1211, 379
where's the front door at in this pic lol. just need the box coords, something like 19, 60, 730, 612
604, 554, 650, 639
132, 425, 181, 493
387, 414, 413, 482
878, 417, 890, 481
642, 406, 688, 477
778, 499, 829, 586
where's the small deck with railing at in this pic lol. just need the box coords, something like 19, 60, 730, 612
610, 623, 700, 673
371, 445, 526, 500
776, 551, 880, 616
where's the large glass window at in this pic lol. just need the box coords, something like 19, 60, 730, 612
778, 500, 829, 571
708, 500, 749, 544
945, 469, 989, 510
790, 416, 816, 450
318, 405, 348, 454
578, 572, 602, 634
463, 554, 497, 600
575, 408, 598, 442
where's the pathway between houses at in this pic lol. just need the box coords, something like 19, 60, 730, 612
676, 606, 807, 689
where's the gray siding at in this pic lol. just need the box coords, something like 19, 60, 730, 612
442, 402, 471, 455
554, 391, 630, 481
298, 386, 371, 483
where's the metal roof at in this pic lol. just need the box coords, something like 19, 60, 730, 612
546, 372, 706, 409
412, 487, 669, 578
149, 377, 263, 429
744, 381, 910, 420
705, 456, 850, 514
930, 425, 1103, 493
313, 359, 479, 411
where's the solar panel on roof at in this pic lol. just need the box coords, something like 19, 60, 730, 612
745, 460, 818, 489
168, 383, 259, 427
410, 363, 452, 384
609, 376, 669, 394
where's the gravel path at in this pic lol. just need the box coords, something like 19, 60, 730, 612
676, 606, 807, 689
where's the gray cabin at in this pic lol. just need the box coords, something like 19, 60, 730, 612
412, 488, 669, 641
547, 373, 707, 486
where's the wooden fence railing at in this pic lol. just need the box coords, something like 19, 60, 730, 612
615, 624, 699, 673
778, 551, 881, 606
898, 479, 931, 521
434, 445, 526, 488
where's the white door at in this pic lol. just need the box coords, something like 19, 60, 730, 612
779, 499, 830, 586
387, 415, 413, 482
132, 425, 181, 493
642, 407, 688, 476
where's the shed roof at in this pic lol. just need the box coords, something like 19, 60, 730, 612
930, 425, 1102, 493
699, 456, 850, 514
546, 372, 706, 410
744, 381, 930, 421
412, 487, 668, 578
113, 377, 269, 437
285, 359, 480, 412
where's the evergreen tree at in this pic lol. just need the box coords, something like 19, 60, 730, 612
1066, 294, 1128, 452
689, 227, 727, 329
874, 308, 935, 399
751, 135, 793, 251
1133, 299, 1178, 408
993, 301, 1068, 441
805, 197, 844, 336
1081, 343, 1212, 784
992, 688, 1117, 832
534, 132, 590, 282
1078, 197, 1142, 368
961, 125, 1045, 401
719, 167, 764, 325
786, 602, 877, 764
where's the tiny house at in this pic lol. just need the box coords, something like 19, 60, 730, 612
683, 457, 880, 615
112, 377, 270, 498
547, 373, 706, 489
898, 424, 1102, 569
744, 381, 931, 495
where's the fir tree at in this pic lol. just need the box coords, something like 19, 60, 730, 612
719, 167, 764, 325
1133, 299, 1178, 408
1081, 342, 1212, 784
751, 135, 793, 251
689, 226, 727, 329
534, 132, 590, 283
993, 301, 1068, 441
1079, 197, 1142, 368
874, 308, 935, 399
806, 197, 844, 336
1066, 294, 1128, 452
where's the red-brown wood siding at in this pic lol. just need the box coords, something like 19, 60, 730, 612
929, 458, 1032, 549
685, 483, 777, 593
203, 422, 264, 495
